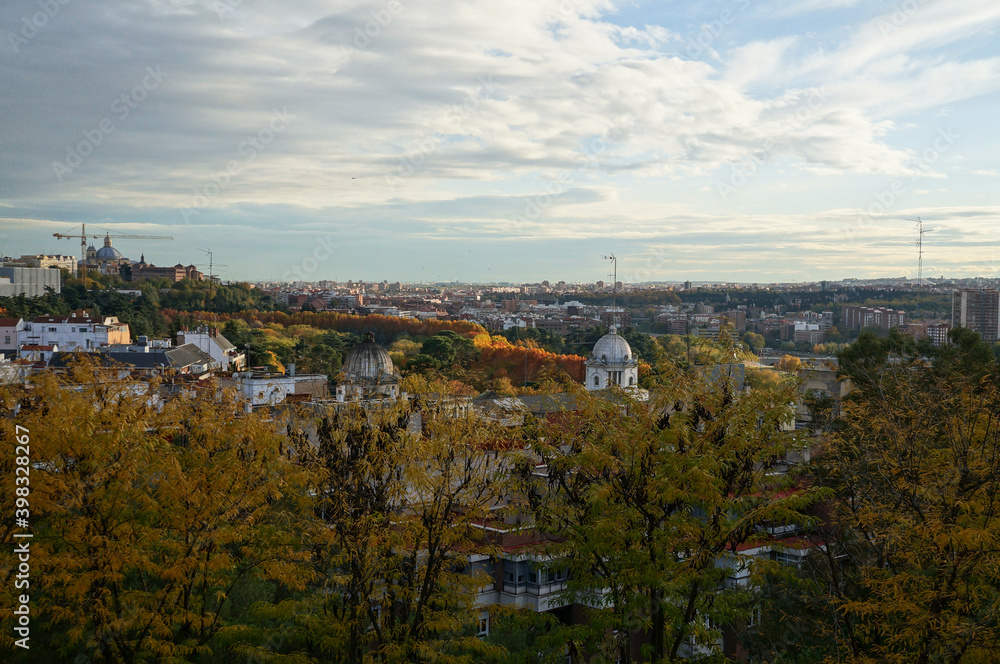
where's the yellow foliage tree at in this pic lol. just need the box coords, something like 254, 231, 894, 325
809, 369, 1000, 663
0, 358, 312, 662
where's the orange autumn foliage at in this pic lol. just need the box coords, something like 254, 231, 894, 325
472, 334, 585, 385
162, 310, 486, 339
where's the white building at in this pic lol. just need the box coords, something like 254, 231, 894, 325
18, 344, 59, 363
0, 317, 25, 353
585, 326, 641, 392
18, 255, 77, 272
176, 326, 245, 371
229, 368, 329, 407
20, 311, 131, 350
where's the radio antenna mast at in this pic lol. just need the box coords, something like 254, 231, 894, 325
907, 217, 927, 314
603, 254, 617, 328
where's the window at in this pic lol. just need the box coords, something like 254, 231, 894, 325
609, 371, 622, 385
593, 375, 600, 386
503, 561, 527, 588
478, 613, 489, 637
469, 559, 495, 590
629, 376, 635, 386
48, 327, 57, 332
3, 336, 9, 344
774, 551, 802, 567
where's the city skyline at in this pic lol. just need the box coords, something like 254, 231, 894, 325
2, 0, 999, 282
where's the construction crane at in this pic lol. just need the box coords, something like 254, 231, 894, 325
52, 223, 173, 280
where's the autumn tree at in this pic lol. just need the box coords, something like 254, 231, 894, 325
251, 394, 508, 663
515, 362, 819, 663
794, 359, 1000, 663
0, 358, 313, 663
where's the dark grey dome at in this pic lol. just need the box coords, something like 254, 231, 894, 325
343, 332, 396, 380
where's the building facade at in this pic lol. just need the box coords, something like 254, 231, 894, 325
952, 289, 1000, 342
0, 318, 25, 354
133, 263, 204, 283
0, 266, 62, 297
842, 305, 906, 331
585, 326, 640, 391
177, 326, 245, 371
17, 255, 77, 271
20, 311, 131, 350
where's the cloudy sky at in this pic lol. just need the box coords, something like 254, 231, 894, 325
1, 0, 998, 284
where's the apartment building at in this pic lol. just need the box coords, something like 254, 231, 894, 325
952, 289, 1000, 342
20, 311, 131, 350
841, 305, 905, 331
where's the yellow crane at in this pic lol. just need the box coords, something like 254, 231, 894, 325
53, 224, 173, 281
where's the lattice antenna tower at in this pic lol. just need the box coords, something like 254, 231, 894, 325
603, 254, 617, 327
907, 217, 928, 314
913, 217, 927, 286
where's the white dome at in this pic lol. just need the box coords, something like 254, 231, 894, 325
592, 327, 632, 364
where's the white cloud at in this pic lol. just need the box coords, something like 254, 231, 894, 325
1, 0, 998, 280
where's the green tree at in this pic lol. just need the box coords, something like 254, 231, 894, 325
799, 362, 1000, 663
742, 332, 765, 351
0, 359, 312, 662
255, 397, 507, 663
421, 335, 458, 366
515, 362, 819, 663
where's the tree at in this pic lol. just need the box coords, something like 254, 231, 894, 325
742, 332, 765, 352
0, 358, 312, 662
799, 363, 1000, 663
776, 354, 801, 373
619, 328, 658, 363
421, 335, 458, 366
515, 362, 818, 663
255, 396, 507, 663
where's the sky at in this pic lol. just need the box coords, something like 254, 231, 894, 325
1, 0, 999, 284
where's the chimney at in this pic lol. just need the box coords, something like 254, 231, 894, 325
287, 363, 296, 377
